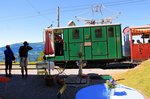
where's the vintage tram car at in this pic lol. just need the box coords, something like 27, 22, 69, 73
123, 25, 150, 62
44, 23, 123, 65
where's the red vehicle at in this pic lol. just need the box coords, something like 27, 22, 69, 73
123, 25, 150, 62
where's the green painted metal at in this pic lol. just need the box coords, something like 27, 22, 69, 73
69, 28, 83, 43
107, 26, 117, 59
84, 27, 91, 42
91, 26, 107, 59
47, 57, 54, 61
84, 46, 92, 60
115, 25, 122, 58
69, 43, 83, 57
63, 29, 69, 60
91, 26, 107, 41
47, 24, 123, 62
55, 56, 65, 61
92, 42, 107, 56
68, 28, 84, 60
101, 75, 112, 80
84, 27, 92, 60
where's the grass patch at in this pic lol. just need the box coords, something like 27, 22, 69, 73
113, 59, 150, 98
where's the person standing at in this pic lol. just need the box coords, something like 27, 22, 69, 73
4, 45, 15, 77
55, 34, 64, 55
19, 41, 33, 77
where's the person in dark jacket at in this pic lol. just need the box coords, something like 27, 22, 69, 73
55, 34, 64, 55
4, 45, 15, 77
19, 41, 33, 77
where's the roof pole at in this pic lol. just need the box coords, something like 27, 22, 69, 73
57, 6, 60, 27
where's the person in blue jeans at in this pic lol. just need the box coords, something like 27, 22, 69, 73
19, 41, 33, 77
4, 45, 15, 77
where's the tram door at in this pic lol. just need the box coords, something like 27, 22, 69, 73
107, 26, 117, 59
68, 28, 84, 60
84, 28, 92, 60
91, 27, 107, 59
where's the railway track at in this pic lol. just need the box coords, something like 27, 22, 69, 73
0, 61, 138, 71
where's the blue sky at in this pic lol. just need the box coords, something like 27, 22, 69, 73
0, 0, 150, 47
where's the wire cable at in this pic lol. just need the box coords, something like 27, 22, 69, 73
0, 0, 148, 22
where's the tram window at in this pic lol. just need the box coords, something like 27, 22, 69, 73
141, 34, 149, 38
108, 27, 114, 37
73, 29, 79, 39
95, 28, 102, 38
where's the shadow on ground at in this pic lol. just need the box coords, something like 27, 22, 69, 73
65, 61, 138, 69
102, 62, 138, 69
0, 73, 111, 99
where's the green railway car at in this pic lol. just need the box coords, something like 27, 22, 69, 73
44, 23, 123, 65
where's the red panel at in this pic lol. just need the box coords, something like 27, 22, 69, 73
149, 44, 150, 58
131, 44, 150, 60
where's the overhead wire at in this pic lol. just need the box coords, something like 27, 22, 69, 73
105, 0, 147, 6
58, 0, 147, 19
59, 0, 146, 11
24, 0, 56, 23
0, 0, 148, 22
25, 0, 40, 14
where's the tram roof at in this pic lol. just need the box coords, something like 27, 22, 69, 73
44, 23, 121, 31
130, 25, 150, 35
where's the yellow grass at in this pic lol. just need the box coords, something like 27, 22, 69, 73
113, 59, 150, 98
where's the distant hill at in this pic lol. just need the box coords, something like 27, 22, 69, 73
0, 42, 44, 62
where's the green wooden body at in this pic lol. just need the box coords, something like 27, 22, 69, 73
46, 24, 123, 62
